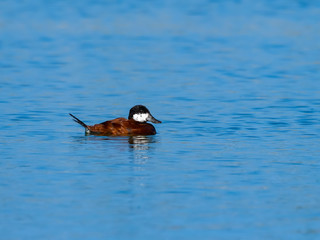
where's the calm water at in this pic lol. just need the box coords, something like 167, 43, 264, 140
1, 0, 320, 239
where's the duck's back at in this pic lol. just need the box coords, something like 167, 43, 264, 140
88, 118, 156, 136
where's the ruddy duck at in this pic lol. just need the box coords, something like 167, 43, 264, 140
69, 105, 161, 136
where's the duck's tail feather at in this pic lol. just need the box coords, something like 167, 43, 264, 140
69, 113, 89, 131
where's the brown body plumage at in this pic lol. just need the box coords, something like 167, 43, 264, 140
87, 117, 156, 136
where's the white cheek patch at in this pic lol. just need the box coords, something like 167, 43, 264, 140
133, 113, 149, 122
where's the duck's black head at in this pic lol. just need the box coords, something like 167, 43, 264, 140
128, 105, 161, 123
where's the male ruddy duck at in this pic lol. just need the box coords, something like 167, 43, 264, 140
69, 105, 161, 136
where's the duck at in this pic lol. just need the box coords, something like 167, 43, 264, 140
69, 105, 161, 136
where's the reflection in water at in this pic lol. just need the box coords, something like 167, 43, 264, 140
71, 135, 158, 161
128, 135, 156, 149
71, 135, 157, 145
128, 135, 158, 161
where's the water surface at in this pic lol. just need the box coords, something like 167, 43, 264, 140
1, 0, 320, 239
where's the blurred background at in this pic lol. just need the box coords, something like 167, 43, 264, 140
1, 0, 320, 239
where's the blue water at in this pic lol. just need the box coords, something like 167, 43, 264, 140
1, 0, 320, 239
